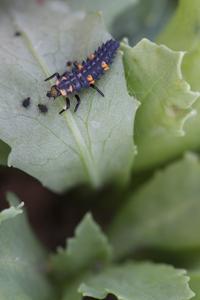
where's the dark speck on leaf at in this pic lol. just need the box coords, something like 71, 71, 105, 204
38, 104, 48, 114
14, 31, 22, 37
22, 97, 31, 108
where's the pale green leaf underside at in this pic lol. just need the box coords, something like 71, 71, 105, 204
0, 193, 55, 300
0, 0, 136, 192
122, 38, 199, 172
50, 213, 112, 279
109, 154, 200, 259
66, 0, 137, 30
79, 262, 193, 300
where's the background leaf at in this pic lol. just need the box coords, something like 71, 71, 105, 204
62, 274, 89, 300
157, 0, 200, 91
111, 0, 177, 46
0, 140, 10, 166
109, 154, 200, 259
189, 271, 200, 300
67, 0, 176, 47
0, 193, 55, 300
79, 262, 193, 300
0, 0, 137, 193
130, 0, 200, 172
122, 39, 199, 172
0, 193, 23, 224
157, 0, 200, 154
66, 0, 137, 32
50, 213, 112, 281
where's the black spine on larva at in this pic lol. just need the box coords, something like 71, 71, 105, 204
73, 39, 120, 89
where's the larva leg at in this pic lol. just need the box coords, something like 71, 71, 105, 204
59, 97, 70, 114
91, 84, 104, 97
44, 72, 60, 82
74, 94, 81, 112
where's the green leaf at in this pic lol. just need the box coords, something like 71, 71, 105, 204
66, 0, 137, 31
130, 0, 200, 172
122, 39, 199, 172
62, 273, 90, 300
0, 1, 137, 193
157, 0, 200, 92
109, 154, 200, 259
50, 213, 112, 281
79, 262, 193, 300
111, 0, 176, 45
189, 271, 200, 300
67, 0, 176, 46
0, 193, 55, 300
0, 193, 23, 224
0, 140, 10, 166
123, 39, 198, 135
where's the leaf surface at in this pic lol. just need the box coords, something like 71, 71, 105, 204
0, 140, 10, 165
111, 0, 176, 45
109, 154, 200, 259
66, 0, 137, 30
0, 0, 137, 192
129, 0, 200, 172
0, 193, 55, 300
67, 0, 176, 47
156, 0, 200, 165
157, 0, 200, 91
0, 195, 23, 224
122, 38, 199, 172
189, 271, 200, 300
79, 262, 193, 300
50, 213, 112, 281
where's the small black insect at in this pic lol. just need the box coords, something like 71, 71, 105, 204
22, 97, 31, 108
45, 39, 120, 114
38, 104, 48, 114
14, 31, 22, 37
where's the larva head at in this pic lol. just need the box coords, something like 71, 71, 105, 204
46, 85, 61, 99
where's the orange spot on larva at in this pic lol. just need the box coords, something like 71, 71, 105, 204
60, 89, 67, 96
101, 61, 109, 71
87, 75, 93, 81
87, 75, 95, 85
77, 64, 83, 71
